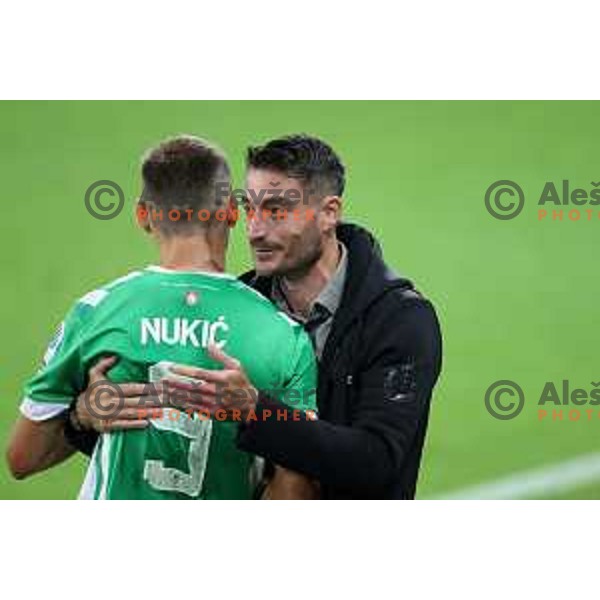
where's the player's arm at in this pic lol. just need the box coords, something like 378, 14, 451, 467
7, 312, 83, 479
7, 303, 93, 479
7, 355, 152, 479
6, 414, 75, 480
6, 300, 153, 480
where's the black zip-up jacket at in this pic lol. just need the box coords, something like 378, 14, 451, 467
237, 222, 443, 499
66, 222, 442, 499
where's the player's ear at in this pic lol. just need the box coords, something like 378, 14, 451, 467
226, 195, 239, 229
136, 198, 152, 234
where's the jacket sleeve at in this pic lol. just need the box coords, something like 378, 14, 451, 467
63, 400, 98, 456
236, 294, 443, 494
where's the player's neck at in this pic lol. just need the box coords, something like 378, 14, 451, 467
158, 234, 227, 273
280, 236, 341, 317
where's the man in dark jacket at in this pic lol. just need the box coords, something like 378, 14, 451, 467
234, 221, 441, 499
61, 134, 443, 499
158, 135, 443, 499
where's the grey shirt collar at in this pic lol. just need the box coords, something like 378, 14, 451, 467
312, 241, 347, 317
272, 242, 348, 322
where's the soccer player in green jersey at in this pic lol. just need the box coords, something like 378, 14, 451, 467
7, 136, 317, 499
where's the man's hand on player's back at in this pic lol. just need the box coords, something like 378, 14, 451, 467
75, 356, 158, 433
164, 344, 259, 421
75, 345, 259, 431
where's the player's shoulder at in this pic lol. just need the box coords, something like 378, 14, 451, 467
71, 269, 146, 316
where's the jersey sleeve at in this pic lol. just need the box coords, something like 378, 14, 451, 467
277, 327, 318, 416
20, 301, 93, 421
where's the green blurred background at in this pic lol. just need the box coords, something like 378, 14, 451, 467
1, 101, 598, 499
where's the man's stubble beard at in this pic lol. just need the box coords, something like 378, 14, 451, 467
273, 225, 324, 281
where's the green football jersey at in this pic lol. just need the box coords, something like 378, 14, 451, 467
21, 266, 317, 500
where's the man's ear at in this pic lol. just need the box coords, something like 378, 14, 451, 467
136, 199, 152, 233
321, 195, 343, 230
226, 195, 239, 229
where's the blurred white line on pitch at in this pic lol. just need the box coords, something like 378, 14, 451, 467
433, 452, 600, 499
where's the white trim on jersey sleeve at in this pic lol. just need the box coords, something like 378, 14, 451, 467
79, 289, 109, 307
78, 445, 99, 500
98, 435, 112, 500
104, 270, 143, 290
77, 271, 144, 308
42, 321, 65, 365
19, 397, 69, 421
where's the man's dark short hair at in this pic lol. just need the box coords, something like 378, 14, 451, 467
246, 134, 345, 197
141, 135, 230, 231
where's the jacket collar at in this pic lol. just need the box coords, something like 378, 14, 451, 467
329, 222, 413, 340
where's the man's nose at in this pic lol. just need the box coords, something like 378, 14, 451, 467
247, 212, 267, 240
